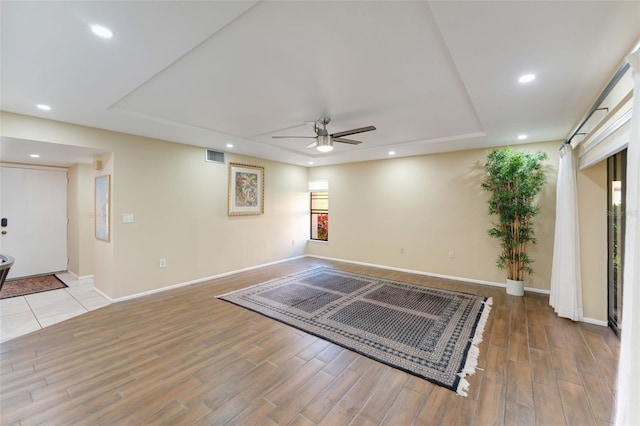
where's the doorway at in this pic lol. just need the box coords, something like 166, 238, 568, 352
607, 149, 626, 335
0, 166, 68, 279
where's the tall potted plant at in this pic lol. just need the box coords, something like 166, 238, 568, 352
481, 147, 547, 296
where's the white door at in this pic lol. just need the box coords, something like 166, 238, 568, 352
0, 166, 68, 279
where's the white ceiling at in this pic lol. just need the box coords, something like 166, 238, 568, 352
1, 1, 639, 168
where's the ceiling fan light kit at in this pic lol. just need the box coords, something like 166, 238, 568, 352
316, 135, 334, 152
272, 117, 376, 153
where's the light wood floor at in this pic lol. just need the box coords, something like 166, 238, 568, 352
0, 258, 619, 425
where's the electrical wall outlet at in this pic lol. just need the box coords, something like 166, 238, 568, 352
159, 258, 166, 268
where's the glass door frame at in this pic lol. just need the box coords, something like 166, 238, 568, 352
607, 149, 626, 336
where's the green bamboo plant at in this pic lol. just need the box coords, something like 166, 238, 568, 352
481, 147, 547, 281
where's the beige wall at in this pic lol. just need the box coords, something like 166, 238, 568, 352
1, 111, 611, 320
577, 161, 608, 321
67, 163, 94, 277
1, 112, 308, 299
308, 141, 560, 291
106, 144, 309, 299
93, 152, 115, 296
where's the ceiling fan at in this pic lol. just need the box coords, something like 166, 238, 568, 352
272, 118, 376, 152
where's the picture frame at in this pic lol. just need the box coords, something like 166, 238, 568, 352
228, 163, 264, 216
95, 175, 110, 241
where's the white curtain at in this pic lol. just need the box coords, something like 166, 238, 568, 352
549, 143, 583, 320
615, 49, 640, 426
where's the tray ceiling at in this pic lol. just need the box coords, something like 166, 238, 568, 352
1, 1, 639, 167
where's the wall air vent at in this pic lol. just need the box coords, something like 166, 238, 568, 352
205, 149, 225, 164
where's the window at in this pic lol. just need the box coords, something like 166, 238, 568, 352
310, 192, 328, 241
309, 180, 329, 241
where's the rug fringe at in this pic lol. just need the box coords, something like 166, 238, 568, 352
456, 297, 493, 397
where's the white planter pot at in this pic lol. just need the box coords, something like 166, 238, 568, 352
506, 279, 525, 296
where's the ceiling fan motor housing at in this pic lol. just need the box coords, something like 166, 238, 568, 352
315, 118, 330, 136
273, 116, 375, 152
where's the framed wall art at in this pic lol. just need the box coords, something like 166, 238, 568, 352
95, 175, 110, 241
228, 163, 264, 216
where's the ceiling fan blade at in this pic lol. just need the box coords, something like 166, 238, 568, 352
330, 125, 376, 138
272, 135, 317, 139
333, 137, 363, 145
306, 141, 318, 148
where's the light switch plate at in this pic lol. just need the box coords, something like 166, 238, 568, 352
123, 213, 135, 223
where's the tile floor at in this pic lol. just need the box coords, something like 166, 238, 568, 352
0, 272, 111, 343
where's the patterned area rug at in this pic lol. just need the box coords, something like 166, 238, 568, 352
218, 267, 492, 396
0, 274, 67, 299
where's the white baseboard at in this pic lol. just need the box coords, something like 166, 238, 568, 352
108, 255, 307, 303
92, 286, 113, 303
581, 317, 608, 327
65, 270, 94, 281
97, 254, 608, 329
76, 275, 94, 280
306, 254, 551, 294
305, 256, 617, 327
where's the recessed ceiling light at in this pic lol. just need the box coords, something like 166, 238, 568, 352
518, 74, 536, 84
91, 24, 113, 39
226, 143, 234, 148
388, 151, 396, 156
518, 134, 528, 140
36, 104, 51, 111
30, 154, 40, 158
308, 161, 314, 165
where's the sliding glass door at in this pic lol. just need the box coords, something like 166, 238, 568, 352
607, 149, 626, 335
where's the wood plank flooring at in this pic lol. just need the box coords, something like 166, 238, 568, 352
0, 258, 619, 425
